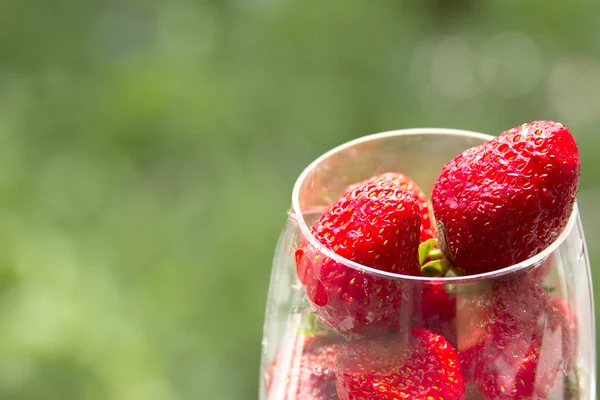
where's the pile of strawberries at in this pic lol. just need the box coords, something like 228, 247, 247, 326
267, 121, 581, 400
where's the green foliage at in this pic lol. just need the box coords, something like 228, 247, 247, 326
0, 0, 599, 399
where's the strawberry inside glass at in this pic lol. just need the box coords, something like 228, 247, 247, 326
260, 124, 595, 400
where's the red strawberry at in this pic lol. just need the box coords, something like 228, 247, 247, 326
335, 328, 466, 400
343, 172, 436, 241
296, 179, 422, 337
413, 284, 457, 346
458, 278, 567, 399
432, 120, 580, 275
266, 333, 343, 400
466, 383, 486, 400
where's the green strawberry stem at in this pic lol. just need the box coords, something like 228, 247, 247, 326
427, 248, 443, 260
302, 309, 324, 335
418, 238, 437, 265
564, 367, 581, 400
418, 238, 450, 277
422, 259, 450, 277
294, 302, 329, 336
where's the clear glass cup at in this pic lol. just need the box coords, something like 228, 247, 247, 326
259, 129, 596, 400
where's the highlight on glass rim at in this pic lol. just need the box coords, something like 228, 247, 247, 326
260, 122, 595, 400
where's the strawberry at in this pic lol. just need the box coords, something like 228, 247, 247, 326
295, 179, 422, 337
413, 284, 457, 346
335, 328, 466, 400
458, 278, 568, 399
466, 384, 486, 400
344, 172, 436, 241
432, 120, 580, 275
266, 333, 343, 400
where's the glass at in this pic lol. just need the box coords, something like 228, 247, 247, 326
259, 129, 596, 400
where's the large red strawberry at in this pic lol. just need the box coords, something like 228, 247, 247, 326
295, 179, 422, 337
432, 120, 580, 275
335, 328, 466, 400
458, 278, 568, 399
266, 333, 343, 400
344, 172, 436, 241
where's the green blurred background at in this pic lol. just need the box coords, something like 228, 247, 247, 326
0, 0, 599, 399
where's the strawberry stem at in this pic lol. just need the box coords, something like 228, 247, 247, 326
428, 248, 443, 260
297, 303, 330, 336
564, 367, 581, 399
418, 238, 450, 277
418, 238, 437, 265
421, 259, 450, 277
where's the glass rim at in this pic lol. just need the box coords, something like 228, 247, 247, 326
291, 127, 578, 284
